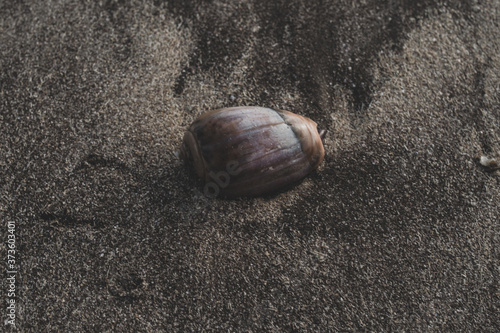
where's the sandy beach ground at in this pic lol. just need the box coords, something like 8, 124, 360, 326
1, 0, 499, 331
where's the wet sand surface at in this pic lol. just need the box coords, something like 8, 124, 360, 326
1, 0, 499, 331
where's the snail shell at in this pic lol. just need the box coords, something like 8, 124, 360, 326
181, 106, 325, 197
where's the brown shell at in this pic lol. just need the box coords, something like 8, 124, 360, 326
181, 106, 325, 197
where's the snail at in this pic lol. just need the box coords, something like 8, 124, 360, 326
181, 106, 326, 197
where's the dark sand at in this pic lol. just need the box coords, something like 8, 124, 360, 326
1, 0, 499, 331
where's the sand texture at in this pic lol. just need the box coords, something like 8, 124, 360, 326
1, 0, 499, 331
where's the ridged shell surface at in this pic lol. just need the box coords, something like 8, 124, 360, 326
182, 106, 325, 197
